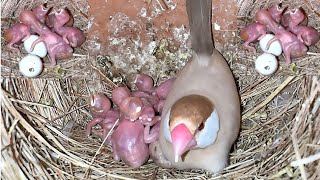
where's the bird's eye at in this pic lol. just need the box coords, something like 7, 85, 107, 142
198, 122, 204, 131
195, 109, 220, 148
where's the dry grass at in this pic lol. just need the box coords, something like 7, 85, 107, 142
1, 0, 320, 179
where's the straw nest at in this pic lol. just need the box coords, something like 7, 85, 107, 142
1, 0, 320, 179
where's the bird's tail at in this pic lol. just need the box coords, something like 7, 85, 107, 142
186, 0, 214, 56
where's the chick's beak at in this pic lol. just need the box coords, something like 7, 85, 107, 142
171, 123, 197, 162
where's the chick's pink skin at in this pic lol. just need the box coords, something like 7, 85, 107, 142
134, 74, 154, 92
266, 30, 307, 64
111, 119, 149, 168
19, 10, 73, 65
139, 106, 155, 122
239, 22, 267, 52
46, 13, 57, 29
32, 4, 50, 23
281, 8, 308, 28
154, 99, 165, 113
30, 30, 73, 65
46, 8, 74, 29
53, 9, 86, 47
86, 109, 120, 145
144, 117, 161, 144
287, 8, 319, 46
112, 86, 131, 106
89, 93, 112, 118
19, 10, 51, 34
85, 117, 104, 137
90, 118, 118, 145
132, 90, 159, 105
4, 23, 31, 52
255, 9, 285, 33
268, 4, 285, 23
119, 97, 143, 121
152, 78, 176, 100
290, 26, 320, 46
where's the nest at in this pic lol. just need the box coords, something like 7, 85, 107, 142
1, 0, 320, 179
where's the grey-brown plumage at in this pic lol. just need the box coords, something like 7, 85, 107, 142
149, 0, 241, 173
186, 0, 214, 56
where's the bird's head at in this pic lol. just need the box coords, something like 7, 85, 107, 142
163, 94, 220, 162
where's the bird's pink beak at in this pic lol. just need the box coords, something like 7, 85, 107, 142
171, 123, 197, 162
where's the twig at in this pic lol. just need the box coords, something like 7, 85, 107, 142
83, 119, 120, 179
9, 98, 53, 108
311, 97, 320, 115
240, 77, 268, 94
307, 52, 320, 56
73, 53, 88, 57
242, 76, 295, 119
90, 65, 117, 89
47, 104, 89, 124
290, 152, 320, 167
291, 131, 308, 180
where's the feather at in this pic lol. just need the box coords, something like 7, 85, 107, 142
186, 0, 214, 57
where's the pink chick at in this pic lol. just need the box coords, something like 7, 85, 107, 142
110, 119, 149, 168
266, 30, 307, 64
287, 8, 319, 46
112, 86, 131, 106
46, 8, 74, 28
86, 109, 120, 145
119, 97, 143, 121
30, 30, 73, 65
287, 8, 307, 27
85, 109, 119, 137
134, 74, 154, 92
239, 22, 267, 52
53, 8, 86, 47
143, 116, 161, 144
267, 3, 286, 23
139, 105, 155, 122
140, 115, 160, 127
255, 9, 285, 33
19, 10, 73, 65
154, 99, 165, 113
89, 93, 112, 118
132, 90, 160, 106
281, 8, 308, 28
152, 78, 176, 100
3, 23, 31, 52
19, 10, 51, 34
32, 3, 51, 23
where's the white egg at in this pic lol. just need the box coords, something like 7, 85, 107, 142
23, 35, 47, 58
255, 53, 278, 76
259, 34, 282, 56
19, 54, 43, 78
